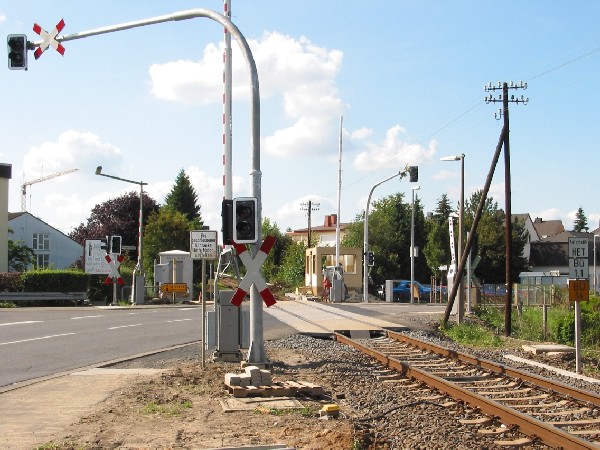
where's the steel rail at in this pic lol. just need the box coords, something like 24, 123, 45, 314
335, 332, 599, 450
386, 329, 600, 408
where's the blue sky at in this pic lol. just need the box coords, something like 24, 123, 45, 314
2, 1, 599, 243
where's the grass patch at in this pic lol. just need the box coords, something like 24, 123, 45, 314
0, 301, 17, 308
442, 322, 502, 347
254, 406, 313, 417
142, 399, 192, 416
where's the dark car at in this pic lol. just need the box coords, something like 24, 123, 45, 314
391, 280, 431, 302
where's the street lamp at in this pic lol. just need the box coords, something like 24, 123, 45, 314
441, 154, 465, 323
95, 166, 148, 305
595, 234, 600, 294
410, 185, 421, 304
363, 171, 407, 303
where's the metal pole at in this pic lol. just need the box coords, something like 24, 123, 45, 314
363, 171, 406, 303
201, 258, 206, 369
410, 186, 420, 304
336, 116, 343, 267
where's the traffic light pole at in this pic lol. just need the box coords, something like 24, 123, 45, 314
25, 10, 267, 364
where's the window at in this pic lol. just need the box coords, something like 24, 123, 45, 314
32, 233, 50, 251
323, 254, 356, 274
36, 254, 49, 269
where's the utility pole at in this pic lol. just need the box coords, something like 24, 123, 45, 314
485, 81, 528, 337
300, 200, 320, 246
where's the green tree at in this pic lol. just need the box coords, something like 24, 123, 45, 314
424, 195, 453, 280
69, 191, 159, 263
142, 208, 195, 278
164, 169, 202, 223
342, 192, 430, 291
277, 240, 307, 288
261, 218, 293, 283
463, 191, 529, 283
8, 228, 35, 272
573, 206, 589, 232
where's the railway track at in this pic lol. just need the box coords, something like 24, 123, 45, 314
336, 330, 600, 449
276, 298, 600, 447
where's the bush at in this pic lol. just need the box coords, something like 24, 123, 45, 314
0, 272, 23, 291
20, 269, 90, 292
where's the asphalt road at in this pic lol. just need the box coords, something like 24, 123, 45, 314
0, 300, 442, 388
0, 305, 224, 388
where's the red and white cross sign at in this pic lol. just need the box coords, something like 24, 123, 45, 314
104, 254, 125, 285
32, 19, 66, 60
231, 235, 277, 307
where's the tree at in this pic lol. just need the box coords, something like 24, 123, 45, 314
424, 195, 453, 280
164, 169, 202, 223
573, 206, 589, 232
261, 218, 293, 283
463, 191, 529, 283
342, 192, 430, 291
142, 208, 195, 278
69, 191, 159, 263
277, 240, 307, 288
8, 228, 35, 272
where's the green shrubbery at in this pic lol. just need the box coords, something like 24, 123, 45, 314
472, 294, 600, 350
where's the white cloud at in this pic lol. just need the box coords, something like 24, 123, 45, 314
23, 130, 122, 177
433, 169, 458, 181
0, 13, 6, 23
149, 31, 344, 159
532, 208, 562, 221
352, 125, 437, 171
351, 127, 372, 140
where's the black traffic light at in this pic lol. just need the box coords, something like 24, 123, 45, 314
221, 199, 234, 245
99, 237, 108, 253
110, 236, 122, 254
367, 251, 375, 267
7, 34, 27, 70
233, 197, 258, 244
409, 166, 418, 182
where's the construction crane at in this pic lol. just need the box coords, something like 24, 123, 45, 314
21, 168, 79, 212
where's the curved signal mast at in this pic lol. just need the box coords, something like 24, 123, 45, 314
21, 168, 79, 212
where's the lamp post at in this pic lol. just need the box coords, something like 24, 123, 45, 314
595, 234, 600, 294
95, 166, 148, 305
363, 171, 406, 303
410, 185, 421, 304
441, 154, 465, 323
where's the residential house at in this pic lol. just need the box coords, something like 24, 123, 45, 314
286, 214, 349, 246
8, 212, 83, 270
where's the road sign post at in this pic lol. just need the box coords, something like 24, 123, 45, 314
568, 237, 589, 373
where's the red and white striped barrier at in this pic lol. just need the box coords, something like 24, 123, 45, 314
231, 235, 276, 307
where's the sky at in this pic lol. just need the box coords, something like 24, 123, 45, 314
2, 1, 600, 245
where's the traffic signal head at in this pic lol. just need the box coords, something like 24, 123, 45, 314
409, 166, 418, 182
233, 197, 258, 244
7, 34, 27, 70
110, 236, 122, 254
368, 251, 375, 267
99, 237, 108, 253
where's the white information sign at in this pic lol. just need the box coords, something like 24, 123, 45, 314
84, 239, 110, 274
568, 237, 589, 279
190, 230, 218, 260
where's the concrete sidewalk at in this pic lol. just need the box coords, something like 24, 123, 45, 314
1, 368, 163, 450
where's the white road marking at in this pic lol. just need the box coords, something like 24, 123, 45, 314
166, 318, 194, 323
108, 324, 143, 330
71, 315, 104, 320
0, 321, 43, 326
0, 333, 75, 346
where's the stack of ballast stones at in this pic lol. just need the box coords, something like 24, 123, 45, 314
225, 365, 272, 388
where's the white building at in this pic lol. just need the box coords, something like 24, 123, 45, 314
8, 212, 82, 270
